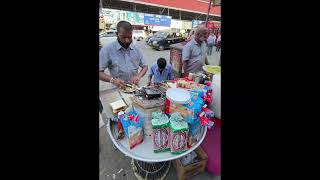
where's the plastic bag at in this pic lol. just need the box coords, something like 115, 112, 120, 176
183, 92, 204, 124
189, 118, 201, 136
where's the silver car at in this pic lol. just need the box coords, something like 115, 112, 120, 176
99, 30, 117, 47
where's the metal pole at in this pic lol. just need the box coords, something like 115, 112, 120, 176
99, 0, 103, 14
168, 8, 169, 16
205, 0, 213, 27
160, 8, 165, 15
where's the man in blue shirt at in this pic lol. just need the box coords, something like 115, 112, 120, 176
99, 21, 148, 88
148, 58, 174, 85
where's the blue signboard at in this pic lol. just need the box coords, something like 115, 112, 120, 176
192, 20, 205, 28
144, 14, 171, 27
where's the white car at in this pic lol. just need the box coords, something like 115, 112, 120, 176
99, 30, 117, 47
132, 30, 146, 41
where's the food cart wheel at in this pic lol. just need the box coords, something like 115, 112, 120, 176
131, 159, 171, 180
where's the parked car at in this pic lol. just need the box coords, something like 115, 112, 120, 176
99, 30, 117, 47
145, 31, 157, 43
145, 33, 154, 43
147, 31, 167, 46
148, 31, 185, 50
99, 29, 116, 38
133, 30, 146, 41
145, 36, 151, 43
152, 37, 185, 51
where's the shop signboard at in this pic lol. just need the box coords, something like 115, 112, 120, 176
152, 26, 171, 31
102, 8, 127, 24
144, 14, 171, 27
102, 8, 120, 24
127, 11, 144, 25
192, 20, 204, 28
119, 11, 127, 22
192, 20, 221, 30
171, 19, 183, 29
182, 21, 192, 30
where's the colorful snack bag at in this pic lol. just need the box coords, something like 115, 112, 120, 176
151, 113, 170, 153
170, 112, 184, 121
169, 113, 189, 154
189, 118, 201, 136
202, 104, 215, 118
119, 109, 144, 149
183, 92, 204, 124
128, 126, 143, 149
198, 111, 214, 129
116, 111, 125, 140
152, 111, 165, 119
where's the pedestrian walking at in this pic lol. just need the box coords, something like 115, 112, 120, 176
207, 33, 216, 55
216, 33, 221, 52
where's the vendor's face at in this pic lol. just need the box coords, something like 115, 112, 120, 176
195, 32, 208, 43
117, 27, 132, 47
199, 32, 208, 42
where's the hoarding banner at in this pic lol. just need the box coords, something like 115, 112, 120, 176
127, 11, 144, 25
102, 8, 127, 24
182, 21, 192, 30
171, 19, 183, 29
144, 14, 171, 27
192, 20, 204, 28
102, 9, 120, 24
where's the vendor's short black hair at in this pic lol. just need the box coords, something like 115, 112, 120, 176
157, 58, 167, 69
117, 21, 133, 32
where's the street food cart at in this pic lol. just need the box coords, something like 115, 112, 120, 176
100, 88, 208, 179
99, 63, 221, 179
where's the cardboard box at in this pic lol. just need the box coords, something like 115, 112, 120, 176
172, 147, 208, 180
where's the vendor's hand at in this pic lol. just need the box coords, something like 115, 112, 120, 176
130, 76, 141, 85
113, 78, 126, 89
